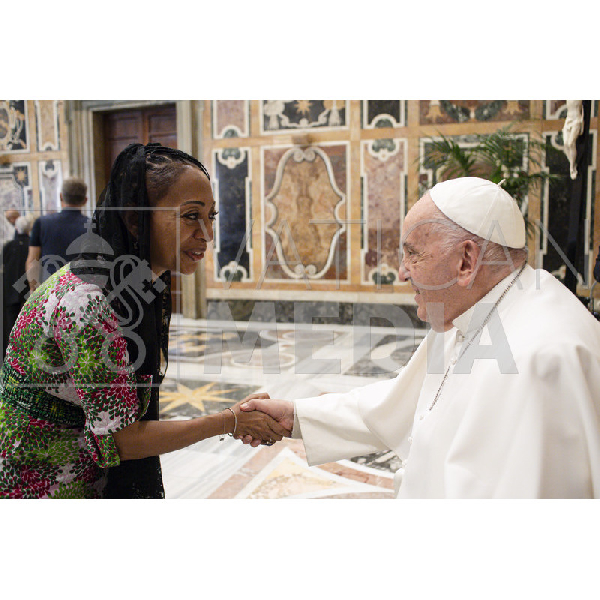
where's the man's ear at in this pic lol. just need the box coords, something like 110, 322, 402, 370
457, 240, 481, 287
123, 210, 139, 239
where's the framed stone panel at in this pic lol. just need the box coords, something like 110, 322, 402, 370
262, 143, 349, 283
261, 101, 348, 134
360, 138, 407, 285
0, 100, 29, 152
540, 129, 597, 283
362, 101, 406, 129
35, 100, 61, 151
0, 162, 32, 242
212, 100, 250, 139
212, 146, 252, 282
420, 100, 530, 125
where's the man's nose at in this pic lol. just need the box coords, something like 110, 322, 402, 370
399, 261, 411, 282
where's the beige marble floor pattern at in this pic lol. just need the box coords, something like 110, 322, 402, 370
159, 316, 425, 499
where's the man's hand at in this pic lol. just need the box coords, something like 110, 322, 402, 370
238, 395, 295, 446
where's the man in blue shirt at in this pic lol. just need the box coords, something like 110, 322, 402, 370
26, 177, 90, 291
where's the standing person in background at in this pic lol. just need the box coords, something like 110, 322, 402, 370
5, 209, 20, 231
1, 215, 33, 358
2, 208, 21, 245
26, 177, 90, 291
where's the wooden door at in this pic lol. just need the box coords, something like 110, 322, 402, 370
103, 104, 182, 313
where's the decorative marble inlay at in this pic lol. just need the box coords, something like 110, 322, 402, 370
212, 100, 249, 139
0, 162, 32, 242
235, 447, 392, 499
263, 144, 348, 281
213, 146, 252, 282
420, 100, 530, 124
261, 100, 347, 133
540, 130, 597, 282
0, 100, 28, 152
361, 138, 407, 285
35, 100, 61, 151
39, 159, 62, 213
362, 100, 406, 129
544, 101, 567, 120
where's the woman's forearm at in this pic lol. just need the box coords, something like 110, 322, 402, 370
112, 412, 231, 460
111, 403, 289, 461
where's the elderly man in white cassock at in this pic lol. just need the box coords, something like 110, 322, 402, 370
241, 177, 600, 498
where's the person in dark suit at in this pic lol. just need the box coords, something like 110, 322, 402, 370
26, 177, 90, 291
1, 216, 32, 358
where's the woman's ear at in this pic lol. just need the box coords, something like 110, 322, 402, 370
457, 240, 481, 287
123, 210, 139, 239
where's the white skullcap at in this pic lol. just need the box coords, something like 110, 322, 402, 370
429, 177, 526, 248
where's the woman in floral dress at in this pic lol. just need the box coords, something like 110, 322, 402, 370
0, 144, 288, 498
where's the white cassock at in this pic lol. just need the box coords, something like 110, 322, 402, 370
292, 265, 600, 498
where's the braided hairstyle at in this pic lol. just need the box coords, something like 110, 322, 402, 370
73, 143, 210, 498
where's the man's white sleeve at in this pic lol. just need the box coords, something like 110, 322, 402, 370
292, 378, 396, 466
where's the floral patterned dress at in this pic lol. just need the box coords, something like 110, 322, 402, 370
0, 266, 150, 498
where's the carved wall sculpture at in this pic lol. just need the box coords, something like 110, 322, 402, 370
39, 159, 62, 213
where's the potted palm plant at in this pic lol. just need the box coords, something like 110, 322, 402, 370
419, 124, 563, 237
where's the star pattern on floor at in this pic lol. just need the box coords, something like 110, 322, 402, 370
159, 381, 239, 413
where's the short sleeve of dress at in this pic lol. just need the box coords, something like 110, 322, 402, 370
52, 283, 150, 468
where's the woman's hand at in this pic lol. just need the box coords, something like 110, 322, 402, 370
225, 392, 291, 447
227, 395, 291, 448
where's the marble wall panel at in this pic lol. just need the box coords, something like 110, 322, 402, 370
0, 162, 32, 242
0, 100, 28, 152
420, 100, 530, 124
362, 101, 406, 129
360, 138, 407, 285
544, 100, 567, 120
261, 101, 347, 133
39, 159, 62, 213
213, 146, 252, 282
540, 129, 597, 281
262, 144, 348, 282
35, 100, 61, 151
212, 100, 249, 139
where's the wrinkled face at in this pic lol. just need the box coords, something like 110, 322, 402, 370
400, 194, 461, 331
149, 166, 216, 276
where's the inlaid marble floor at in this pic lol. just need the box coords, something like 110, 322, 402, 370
159, 315, 426, 499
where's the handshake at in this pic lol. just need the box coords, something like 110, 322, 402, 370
224, 393, 295, 447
